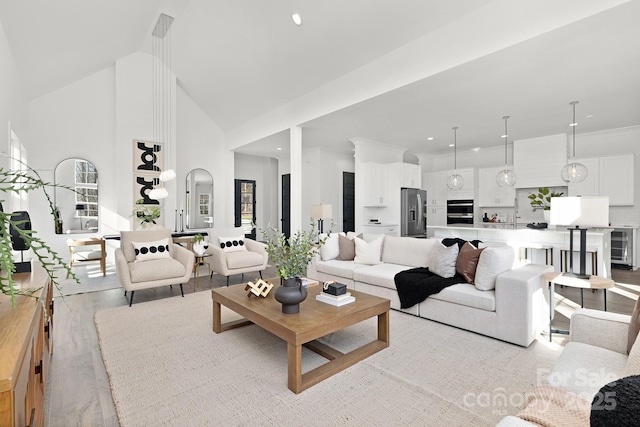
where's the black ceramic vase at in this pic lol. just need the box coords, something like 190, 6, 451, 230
274, 277, 307, 314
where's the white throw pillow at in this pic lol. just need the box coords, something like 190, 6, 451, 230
319, 232, 343, 261
218, 236, 247, 253
427, 242, 459, 278
132, 238, 171, 263
474, 245, 515, 291
353, 236, 384, 265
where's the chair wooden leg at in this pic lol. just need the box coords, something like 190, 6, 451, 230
259, 271, 263, 279
226, 276, 230, 287
129, 291, 135, 307
124, 291, 127, 296
179, 284, 184, 297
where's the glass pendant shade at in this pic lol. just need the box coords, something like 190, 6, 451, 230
446, 126, 464, 190
495, 116, 516, 187
496, 169, 517, 187
447, 173, 464, 190
561, 162, 588, 183
159, 169, 176, 182
561, 101, 588, 184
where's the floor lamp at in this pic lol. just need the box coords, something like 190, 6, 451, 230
550, 196, 609, 279
310, 204, 332, 234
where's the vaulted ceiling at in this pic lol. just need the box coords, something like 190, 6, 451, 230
1, 0, 638, 159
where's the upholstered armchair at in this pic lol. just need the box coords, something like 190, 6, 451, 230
207, 227, 268, 286
115, 228, 194, 306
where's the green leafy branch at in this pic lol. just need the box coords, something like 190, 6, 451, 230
0, 160, 79, 307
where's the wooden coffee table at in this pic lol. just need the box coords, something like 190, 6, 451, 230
211, 284, 390, 393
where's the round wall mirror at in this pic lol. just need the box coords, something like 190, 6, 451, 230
54, 158, 99, 234
185, 168, 213, 229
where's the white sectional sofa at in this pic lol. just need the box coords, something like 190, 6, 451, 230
306, 234, 553, 347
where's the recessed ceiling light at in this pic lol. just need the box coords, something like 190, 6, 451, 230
569, 122, 578, 127
448, 143, 454, 147
276, 147, 282, 151
427, 137, 434, 141
501, 134, 508, 138
291, 12, 302, 26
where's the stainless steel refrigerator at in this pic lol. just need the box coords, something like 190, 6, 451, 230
401, 188, 427, 237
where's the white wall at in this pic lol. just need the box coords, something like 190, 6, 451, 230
0, 18, 29, 205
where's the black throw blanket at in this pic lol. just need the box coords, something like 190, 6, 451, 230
394, 267, 465, 309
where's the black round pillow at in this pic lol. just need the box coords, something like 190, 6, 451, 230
591, 374, 640, 426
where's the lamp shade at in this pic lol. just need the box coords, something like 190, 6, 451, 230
310, 204, 332, 219
550, 196, 609, 227
159, 169, 176, 182
149, 187, 169, 200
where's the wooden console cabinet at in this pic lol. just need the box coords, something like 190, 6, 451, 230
0, 266, 53, 427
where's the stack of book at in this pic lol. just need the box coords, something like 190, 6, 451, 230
316, 292, 355, 307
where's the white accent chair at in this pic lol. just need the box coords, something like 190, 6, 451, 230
115, 228, 194, 306
206, 227, 268, 286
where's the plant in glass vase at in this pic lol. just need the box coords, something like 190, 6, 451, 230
132, 199, 161, 229
258, 220, 331, 313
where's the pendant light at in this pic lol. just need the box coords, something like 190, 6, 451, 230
561, 101, 588, 183
149, 13, 175, 200
496, 116, 516, 187
447, 127, 464, 190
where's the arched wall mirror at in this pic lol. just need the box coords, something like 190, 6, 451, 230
54, 158, 99, 234
185, 168, 213, 229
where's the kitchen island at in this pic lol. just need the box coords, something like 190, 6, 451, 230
428, 224, 612, 278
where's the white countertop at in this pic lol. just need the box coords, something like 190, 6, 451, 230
363, 223, 398, 227
428, 224, 613, 233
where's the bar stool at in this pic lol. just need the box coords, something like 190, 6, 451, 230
519, 243, 554, 266
559, 245, 598, 276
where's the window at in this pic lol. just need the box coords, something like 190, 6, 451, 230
75, 160, 98, 218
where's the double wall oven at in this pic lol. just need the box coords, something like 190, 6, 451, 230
446, 199, 474, 225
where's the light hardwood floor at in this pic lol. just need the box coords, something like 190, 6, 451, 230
43, 265, 640, 426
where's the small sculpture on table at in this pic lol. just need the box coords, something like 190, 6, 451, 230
245, 279, 274, 298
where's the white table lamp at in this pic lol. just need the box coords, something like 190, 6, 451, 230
310, 204, 332, 233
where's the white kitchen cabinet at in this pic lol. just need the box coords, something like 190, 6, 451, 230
427, 206, 447, 226
514, 134, 567, 188
423, 171, 447, 207
362, 224, 399, 236
362, 162, 389, 207
391, 162, 421, 189
478, 167, 516, 207
568, 157, 599, 197
446, 167, 475, 200
567, 154, 634, 206
600, 154, 634, 206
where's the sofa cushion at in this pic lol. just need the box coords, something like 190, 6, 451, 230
319, 232, 341, 261
550, 341, 627, 399
456, 242, 485, 284
427, 242, 459, 278
129, 258, 186, 283
474, 245, 515, 291
337, 234, 356, 261
429, 283, 496, 312
353, 263, 411, 291
132, 238, 171, 263
354, 236, 384, 265
225, 250, 264, 269
316, 259, 368, 279
219, 236, 247, 253
624, 333, 640, 377
628, 298, 640, 354
381, 236, 438, 268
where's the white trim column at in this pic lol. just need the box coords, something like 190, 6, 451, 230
290, 126, 302, 234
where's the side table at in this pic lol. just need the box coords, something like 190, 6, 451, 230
193, 252, 212, 290
544, 272, 615, 341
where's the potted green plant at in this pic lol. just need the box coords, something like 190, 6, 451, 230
528, 187, 564, 222
259, 220, 331, 313
1, 160, 76, 306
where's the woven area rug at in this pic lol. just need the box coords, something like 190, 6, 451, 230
53, 263, 121, 297
94, 291, 563, 426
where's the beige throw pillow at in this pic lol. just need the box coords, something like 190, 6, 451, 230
427, 242, 459, 278
337, 234, 356, 261
627, 298, 640, 354
353, 236, 383, 265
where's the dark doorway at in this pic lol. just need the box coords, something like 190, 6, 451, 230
234, 179, 256, 240
281, 174, 291, 238
343, 172, 355, 233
